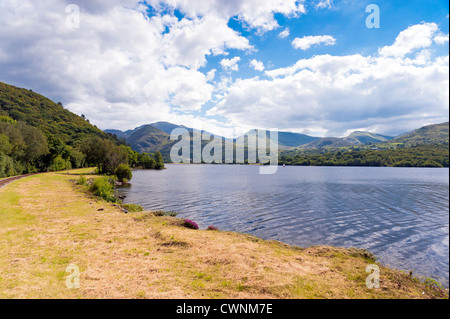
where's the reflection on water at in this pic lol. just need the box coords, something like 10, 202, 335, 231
118, 164, 449, 287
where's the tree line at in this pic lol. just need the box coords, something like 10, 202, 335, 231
0, 116, 164, 178
279, 143, 449, 168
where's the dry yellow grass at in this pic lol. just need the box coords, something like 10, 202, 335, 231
0, 169, 447, 299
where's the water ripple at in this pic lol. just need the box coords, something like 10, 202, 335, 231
119, 165, 449, 287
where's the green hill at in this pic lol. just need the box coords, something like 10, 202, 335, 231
125, 125, 175, 154
236, 130, 319, 149
0, 82, 122, 177
345, 131, 393, 145
388, 122, 449, 146
0, 82, 109, 144
300, 131, 393, 149
300, 137, 356, 149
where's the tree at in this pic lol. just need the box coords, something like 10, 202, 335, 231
115, 164, 132, 183
138, 153, 155, 169
79, 136, 129, 174
154, 151, 165, 170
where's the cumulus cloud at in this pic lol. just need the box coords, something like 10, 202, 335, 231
148, 0, 306, 33
0, 1, 448, 137
0, 0, 256, 129
292, 35, 336, 50
249, 59, 265, 72
0, 0, 310, 130
379, 22, 440, 57
220, 57, 241, 71
434, 33, 449, 44
214, 24, 449, 136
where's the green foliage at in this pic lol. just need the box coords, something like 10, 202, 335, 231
0, 152, 16, 177
0, 82, 122, 178
0, 116, 16, 124
120, 145, 139, 168
138, 153, 156, 169
114, 163, 132, 183
49, 155, 72, 172
89, 177, 119, 203
280, 144, 449, 168
79, 136, 129, 175
154, 151, 165, 170
0, 82, 108, 144
389, 122, 449, 147
76, 175, 88, 186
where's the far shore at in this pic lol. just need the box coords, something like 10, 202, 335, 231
0, 168, 447, 299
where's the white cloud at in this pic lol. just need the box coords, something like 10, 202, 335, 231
315, 0, 333, 9
220, 57, 241, 71
379, 22, 440, 57
148, 0, 306, 34
206, 69, 217, 82
249, 59, 265, 71
278, 27, 290, 38
292, 35, 336, 50
0, 0, 255, 129
0, 1, 447, 138
434, 33, 449, 45
214, 24, 449, 136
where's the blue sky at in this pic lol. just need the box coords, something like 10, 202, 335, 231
0, 0, 448, 137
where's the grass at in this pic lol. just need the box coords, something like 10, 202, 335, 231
0, 168, 448, 299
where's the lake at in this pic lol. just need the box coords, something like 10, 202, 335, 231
118, 164, 449, 287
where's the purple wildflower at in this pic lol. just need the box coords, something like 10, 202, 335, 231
183, 219, 199, 230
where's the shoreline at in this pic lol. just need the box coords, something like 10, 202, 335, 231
123, 165, 450, 289
0, 168, 448, 299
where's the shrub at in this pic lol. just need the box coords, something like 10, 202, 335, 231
207, 225, 218, 231
183, 219, 199, 230
77, 175, 87, 186
49, 155, 72, 172
115, 164, 132, 183
89, 176, 118, 203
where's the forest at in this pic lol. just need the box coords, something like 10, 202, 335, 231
0, 115, 164, 178
0, 82, 164, 178
279, 143, 449, 168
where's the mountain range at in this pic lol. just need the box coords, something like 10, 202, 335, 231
105, 121, 449, 158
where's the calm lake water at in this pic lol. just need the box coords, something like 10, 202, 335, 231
118, 164, 449, 287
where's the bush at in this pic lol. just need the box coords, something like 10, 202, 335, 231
49, 155, 72, 172
207, 225, 218, 231
77, 175, 87, 186
89, 177, 118, 203
183, 219, 199, 230
115, 163, 132, 183
0, 153, 15, 178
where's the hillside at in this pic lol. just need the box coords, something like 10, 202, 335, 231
345, 131, 393, 145
300, 137, 356, 149
0, 82, 124, 177
388, 122, 449, 146
126, 125, 174, 154
0, 82, 109, 144
300, 131, 394, 149
237, 129, 319, 149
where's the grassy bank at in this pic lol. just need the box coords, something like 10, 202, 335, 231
0, 168, 447, 299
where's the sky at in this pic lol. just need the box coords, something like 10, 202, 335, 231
0, 0, 448, 138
